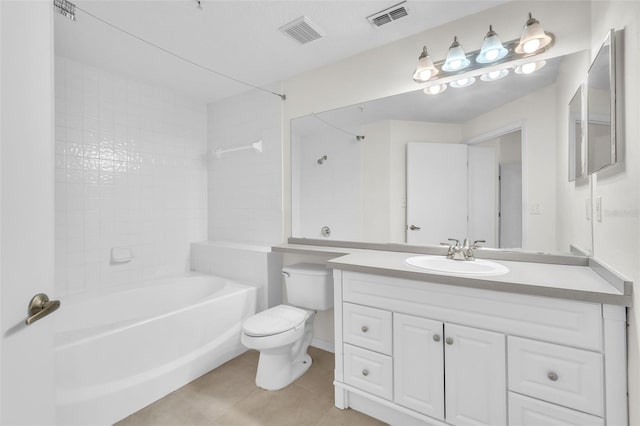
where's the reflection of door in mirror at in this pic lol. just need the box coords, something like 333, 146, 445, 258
406, 130, 522, 249
406, 143, 467, 245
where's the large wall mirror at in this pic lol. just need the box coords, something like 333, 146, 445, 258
291, 51, 591, 256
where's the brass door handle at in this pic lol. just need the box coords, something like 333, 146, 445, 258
410, 225, 421, 230
25, 293, 60, 325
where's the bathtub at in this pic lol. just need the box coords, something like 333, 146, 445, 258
55, 273, 257, 426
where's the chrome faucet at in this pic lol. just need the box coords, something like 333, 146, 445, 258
441, 239, 466, 260
443, 238, 486, 261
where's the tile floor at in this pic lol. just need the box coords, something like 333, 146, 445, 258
116, 347, 387, 426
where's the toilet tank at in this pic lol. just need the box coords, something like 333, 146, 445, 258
282, 263, 333, 310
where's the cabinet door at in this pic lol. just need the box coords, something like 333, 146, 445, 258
393, 314, 444, 420
445, 323, 506, 426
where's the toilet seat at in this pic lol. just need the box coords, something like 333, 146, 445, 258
242, 305, 311, 337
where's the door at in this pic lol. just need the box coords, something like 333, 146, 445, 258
393, 314, 444, 420
407, 143, 467, 245
1, 1, 56, 424
444, 323, 506, 426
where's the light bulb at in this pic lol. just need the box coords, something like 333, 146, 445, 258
521, 62, 536, 74
418, 69, 433, 81
480, 68, 509, 82
523, 38, 541, 53
485, 49, 500, 61
423, 83, 447, 95
449, 59, 462, 70
450, 76, 476, 88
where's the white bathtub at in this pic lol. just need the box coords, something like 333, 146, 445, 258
55, 274, 256, 425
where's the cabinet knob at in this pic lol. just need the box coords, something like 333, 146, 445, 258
445, 337, 454, 345
433, 334, 441, 342
361, 325, 368, 333
547, 371, 559, 381
362, 369, 369, 377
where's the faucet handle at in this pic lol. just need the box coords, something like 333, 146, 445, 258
447, 238, 460, 246
473, 240, 486, 248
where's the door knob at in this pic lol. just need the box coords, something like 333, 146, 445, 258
26, 293, 60, 325
410, 225, 421, 230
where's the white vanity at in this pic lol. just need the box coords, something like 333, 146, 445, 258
324, 250, 631, 426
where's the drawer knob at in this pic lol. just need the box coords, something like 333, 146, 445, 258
445, 337, 454, 345
362, 369, 369, 377
361, 326, 369, 333
547, 371, 559, 381
433, 334, 441, 342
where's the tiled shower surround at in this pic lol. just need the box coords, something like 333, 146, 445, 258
54, 57, 207, 296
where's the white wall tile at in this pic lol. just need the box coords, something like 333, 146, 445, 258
54, 57, 207, 297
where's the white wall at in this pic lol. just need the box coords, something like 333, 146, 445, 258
207, 86, 282, 245
588, 1, 640, 423
54, 57, 207, 296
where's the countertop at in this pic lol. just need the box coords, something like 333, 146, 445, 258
273, 243, 632, 306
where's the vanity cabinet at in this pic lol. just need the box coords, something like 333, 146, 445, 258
393, 314, 506, 426
333, 270, 627, 426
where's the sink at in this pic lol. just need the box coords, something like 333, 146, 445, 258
404, 255, 509, 276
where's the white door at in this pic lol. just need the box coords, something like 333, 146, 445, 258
468, 145, 498, 247
1, 1, 56, 424
393, 314, 444, 420
406, 143, 467, 245
444, 323, 506, 426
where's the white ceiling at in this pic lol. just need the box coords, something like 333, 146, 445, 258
54, 0, 508, 103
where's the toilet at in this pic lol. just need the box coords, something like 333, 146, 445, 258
241, 263, 333, 390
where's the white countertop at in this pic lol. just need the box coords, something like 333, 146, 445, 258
273, 244, 632, 306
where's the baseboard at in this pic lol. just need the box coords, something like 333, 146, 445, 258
311, 338, 334, 353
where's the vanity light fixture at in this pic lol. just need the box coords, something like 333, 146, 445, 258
442, 36, 470, 72
411, 12, 553, 94
515, 13, 553, 54
476, 26, 508, 63
423, 83, 448, 95
480, 68, 509, 81
450, 76, 476, 88
413, 46, 439, 83
514, 60, 546, 75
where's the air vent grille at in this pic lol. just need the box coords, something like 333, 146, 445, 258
367, 1, 408, 27
279, 16, 325, 45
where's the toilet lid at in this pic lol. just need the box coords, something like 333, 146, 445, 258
243, 305, 309, 337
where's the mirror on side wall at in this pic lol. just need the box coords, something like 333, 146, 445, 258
568, 84, 586, 181
291, 51, 591, 256
587, 29, 617, 174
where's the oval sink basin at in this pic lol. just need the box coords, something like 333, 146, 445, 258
404, 255, 509, 276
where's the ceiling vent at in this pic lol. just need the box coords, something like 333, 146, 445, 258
367, 1, 408, 27
279, 16, 325, 45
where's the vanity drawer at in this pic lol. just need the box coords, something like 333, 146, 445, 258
344, 343, 393, 400
343, 303, 392, 355
509, 393, 604, 426
508, 336, 604, 416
